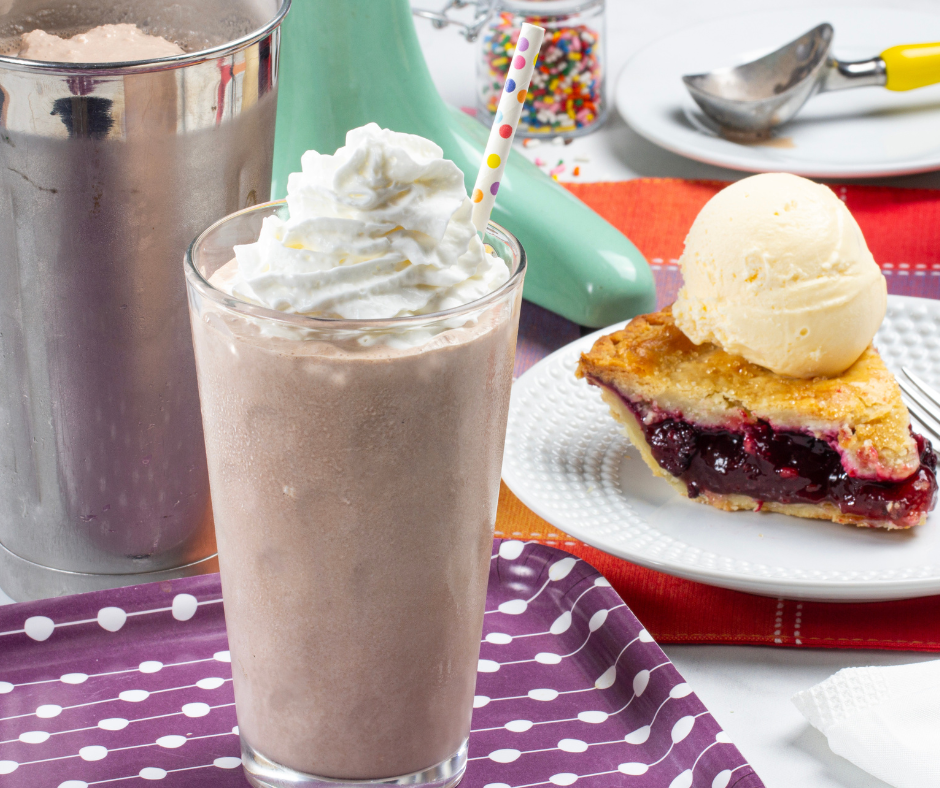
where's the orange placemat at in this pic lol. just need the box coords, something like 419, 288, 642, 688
565, 178, 940, 271
498, 178, 940, 651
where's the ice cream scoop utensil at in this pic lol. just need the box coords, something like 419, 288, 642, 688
471, 22, 545, 234
683, 23, 940, 135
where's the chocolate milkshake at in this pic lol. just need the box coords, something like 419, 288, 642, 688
17, 24, 184, 61
186, 125, 525, 786
0, 1, 288, 600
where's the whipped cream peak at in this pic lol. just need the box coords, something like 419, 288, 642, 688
224, 123, 510, 322
292, 125, 465, 239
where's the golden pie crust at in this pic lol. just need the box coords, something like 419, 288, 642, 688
577, 307, 919, 481
576, 308, 930, 528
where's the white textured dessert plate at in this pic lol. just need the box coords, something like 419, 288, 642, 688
616, 7, 940, 178
503, 295, 940, 602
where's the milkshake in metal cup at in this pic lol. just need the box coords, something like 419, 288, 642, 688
186, 126, 526, 788
0, 0, 290, 600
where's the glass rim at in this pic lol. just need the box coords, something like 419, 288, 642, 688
184, 199, 527, 331
0, 0, 291, 75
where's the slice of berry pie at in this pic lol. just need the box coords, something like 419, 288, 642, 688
576, 308, 938, 529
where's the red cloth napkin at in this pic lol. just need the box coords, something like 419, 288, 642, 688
565, 178, 940, 270
566, 178, 940, 308
498, 178, 940, 652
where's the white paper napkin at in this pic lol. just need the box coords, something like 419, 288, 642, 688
792, 660, 940, 787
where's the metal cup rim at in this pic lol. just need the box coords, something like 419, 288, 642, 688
0, 0, 291, 74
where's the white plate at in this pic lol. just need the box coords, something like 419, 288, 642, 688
615, 8, 940, 178
502, 296, 940, 601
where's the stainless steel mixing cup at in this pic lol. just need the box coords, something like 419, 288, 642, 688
0, 0, 290, 600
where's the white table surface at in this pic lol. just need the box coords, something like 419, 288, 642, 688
2, 5, 937, 788
416, 0, 940, 191
418, 2, 940, 786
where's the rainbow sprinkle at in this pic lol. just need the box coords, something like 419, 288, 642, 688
480, 11, 604, 136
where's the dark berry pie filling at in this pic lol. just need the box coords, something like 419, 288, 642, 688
591, 379, 938, 527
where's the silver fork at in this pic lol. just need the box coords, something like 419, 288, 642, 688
898, 367, 940, 444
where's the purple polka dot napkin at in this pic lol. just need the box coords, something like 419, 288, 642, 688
0, 542, 763, 788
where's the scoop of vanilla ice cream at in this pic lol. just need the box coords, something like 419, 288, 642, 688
672, 173, 887, 379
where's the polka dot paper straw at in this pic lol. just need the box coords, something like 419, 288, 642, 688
471, 22, 546, 235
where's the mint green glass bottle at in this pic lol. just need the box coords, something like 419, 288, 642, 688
272, 0, 655, 327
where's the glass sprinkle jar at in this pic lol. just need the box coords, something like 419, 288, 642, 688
477, 0, 607, 139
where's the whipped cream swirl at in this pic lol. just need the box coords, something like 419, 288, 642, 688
224, 123, 510, 321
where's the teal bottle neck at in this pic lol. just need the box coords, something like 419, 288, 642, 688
273, 0, 459, 197
272, 0, 657, 327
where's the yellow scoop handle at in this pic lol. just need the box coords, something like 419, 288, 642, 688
882, 43, 940, 91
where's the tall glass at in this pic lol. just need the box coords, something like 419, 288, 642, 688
185, 202, 525, 788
